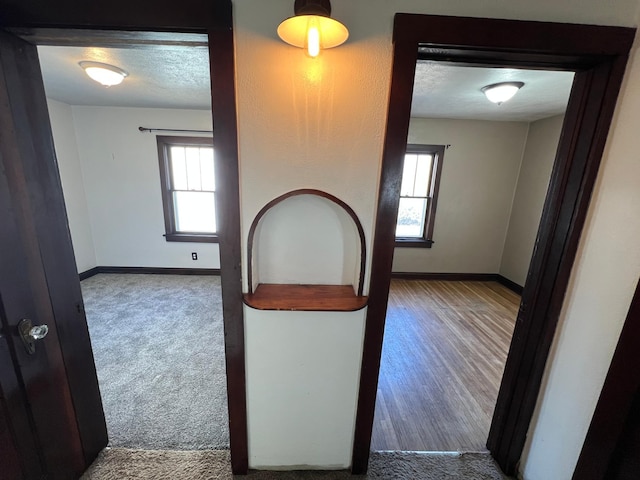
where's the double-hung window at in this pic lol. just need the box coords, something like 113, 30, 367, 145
395, 144, 445, 248
157, 136, 217, 243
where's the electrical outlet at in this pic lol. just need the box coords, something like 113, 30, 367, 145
191, 252, 198, 261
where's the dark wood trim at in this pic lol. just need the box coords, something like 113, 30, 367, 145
352, 13, 634, 475
495, 275, 524, 295
164, 233, 219, 243
208, 14, 248, 474
0, 0, 247, 474
79, 266, 221, 280
79, 267, 100, 281
8, 28, 209, 47
246, 189, 367, 297
572, 279, 640, 479
390, 272, 523, 294
394, 238, 434, 248
0, 0, 231, 31
351, 28, 417, 474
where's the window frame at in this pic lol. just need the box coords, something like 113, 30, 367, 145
156, 135, 218, 243
395, 143, 445, 248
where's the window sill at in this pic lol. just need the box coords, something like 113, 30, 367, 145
164, 233, 219, 243
395, 238, 434, 248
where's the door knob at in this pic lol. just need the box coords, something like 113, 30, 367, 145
18, 318, 49, 355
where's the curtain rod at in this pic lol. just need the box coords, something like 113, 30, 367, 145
138, 126, 213, 134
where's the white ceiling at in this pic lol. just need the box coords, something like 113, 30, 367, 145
38, 45, 212, 110
412, 62, 574, 122
37, 45, 574, 121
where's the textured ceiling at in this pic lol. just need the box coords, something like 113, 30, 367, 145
38, 46, 574, 121
38, 45, 212, 110
412, 62, 574, 122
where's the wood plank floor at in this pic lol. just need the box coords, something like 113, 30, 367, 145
371, 280, 519, 452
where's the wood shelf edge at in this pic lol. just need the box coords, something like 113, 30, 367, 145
243, 284, 368, 312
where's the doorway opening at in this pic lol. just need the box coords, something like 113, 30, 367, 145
371, 63, 574, 452
352, 14, 634, 476
37, 39, 230, 450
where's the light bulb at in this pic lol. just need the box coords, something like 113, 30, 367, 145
307, 24, 321, 58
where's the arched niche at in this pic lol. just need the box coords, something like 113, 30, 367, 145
244, 189, 367, 311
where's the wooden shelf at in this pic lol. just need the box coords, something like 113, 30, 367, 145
243, 284, 368, 312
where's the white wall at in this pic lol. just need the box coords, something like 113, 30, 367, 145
253, 194, 361, 290
47, 99, 97, 273
392, 118, 529, 274
235, 2, 384, 465
245, 308, 365, 469
234, 0, 640, 474
520, 36, 640, 480
71, 106, 220, 269
500, 115, 564, 286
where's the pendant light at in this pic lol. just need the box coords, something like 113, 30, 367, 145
277, 0, 349, 58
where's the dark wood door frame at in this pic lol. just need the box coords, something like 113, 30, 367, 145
572, 278, 640, 479
0, 0, 247, 475
352, 14, 635, 475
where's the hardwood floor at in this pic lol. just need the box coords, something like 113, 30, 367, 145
371, 280, 519, 452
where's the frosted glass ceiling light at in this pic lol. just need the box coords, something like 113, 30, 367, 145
482, 81, 524, 105
278, 0, 349, 58
79, 61, 128, 87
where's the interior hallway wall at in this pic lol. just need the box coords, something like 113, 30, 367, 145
71, 106, 220, 269
234, 0, 640, 476
47, 98, 97, 273
500, 114, 564, 286
392, 117, 529, 274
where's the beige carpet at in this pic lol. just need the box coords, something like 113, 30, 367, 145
82, 449, 512, 479
81, 274, 229, 449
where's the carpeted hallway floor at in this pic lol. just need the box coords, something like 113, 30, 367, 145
81, 274, 229, 449
82, 449, 512, 479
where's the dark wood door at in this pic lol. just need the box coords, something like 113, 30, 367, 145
0, 29, 107, 479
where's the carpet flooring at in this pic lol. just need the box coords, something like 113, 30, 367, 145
81, 274, 229, 449
82, 449, 512, 479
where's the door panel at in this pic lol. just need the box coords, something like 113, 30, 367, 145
0, 396, 24, 480
0, 333, 40, 479
0, 29, 107, 478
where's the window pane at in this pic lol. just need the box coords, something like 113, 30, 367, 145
396, 197, 427, 238
170, 147, 188, 190
400, 154, 418, 196
414, 154, 433, 197
200, 148, 215, 191
174, 191, 216, 233
185, 147, 202, 191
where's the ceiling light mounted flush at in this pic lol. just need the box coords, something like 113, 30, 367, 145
277, 0, 349, 58
482, 81, 524, 105
79, 61, 128, 87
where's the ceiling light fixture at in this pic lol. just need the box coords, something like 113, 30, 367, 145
277, 0, 349, 58
79, 61, 128, 87
481, 81, 524, 105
